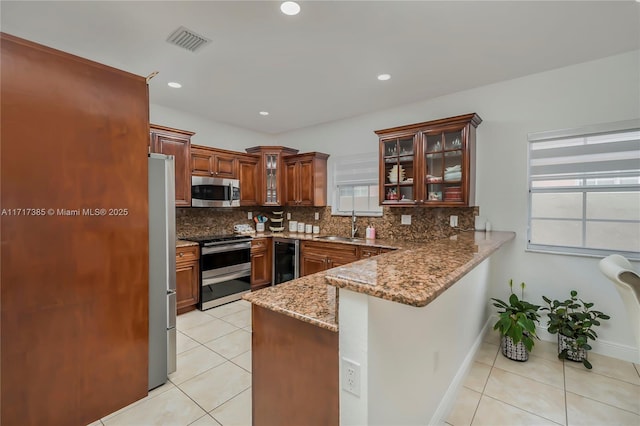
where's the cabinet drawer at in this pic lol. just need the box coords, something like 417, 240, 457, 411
360, 247, 380, 258
302, 241, 359, 259
251, 238, 270, 253
176, 245, 199, 264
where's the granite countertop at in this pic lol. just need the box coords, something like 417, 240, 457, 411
244, 230, 515, 330
325, 231, 515, 307
176, 239, 199, 248
244, 272, 338, 332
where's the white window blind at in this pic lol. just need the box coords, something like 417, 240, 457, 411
333, 152, 382, 216
527, 119, 640, 258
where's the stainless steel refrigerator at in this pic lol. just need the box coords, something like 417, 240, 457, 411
148, 153, 177, 390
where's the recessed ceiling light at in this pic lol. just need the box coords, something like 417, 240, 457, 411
377, 74, 391, 81
280, 1, 300, 16
168, 82, 182, 88
259, 111, 269, 116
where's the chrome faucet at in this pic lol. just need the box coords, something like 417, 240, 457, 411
351, 210, 358, 238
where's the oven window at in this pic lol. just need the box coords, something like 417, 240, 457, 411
192, 184, 229, 201
201, 248, 251, 271
202, 276, 251, 302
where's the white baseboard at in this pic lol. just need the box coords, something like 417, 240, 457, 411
429, 315, 495, 426
535, 325, 640, 364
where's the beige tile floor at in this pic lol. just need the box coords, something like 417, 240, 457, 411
90, 300, 253, 426
89, 302, 640, 426
446, 331, 640, 426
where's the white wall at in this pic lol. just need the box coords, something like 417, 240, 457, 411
339, 257, 495, 425
279, 50, 640, 360
150, 103, 274, 150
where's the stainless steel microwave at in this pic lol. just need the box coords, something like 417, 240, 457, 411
191, 176, 240, 207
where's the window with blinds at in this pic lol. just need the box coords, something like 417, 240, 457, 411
333, 152, 383, 216
527, 119, 640, 258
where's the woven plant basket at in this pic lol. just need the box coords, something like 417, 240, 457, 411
558, 334, 587, 362
501, 335, 529, 362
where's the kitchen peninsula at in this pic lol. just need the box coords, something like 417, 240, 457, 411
244, 230, 515, 426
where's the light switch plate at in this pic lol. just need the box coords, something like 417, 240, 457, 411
450, 215, 458, 227
401, 215, 411, 225
287, 212, 291, 220
314, 212, 320, 220
247, 212, 253, 220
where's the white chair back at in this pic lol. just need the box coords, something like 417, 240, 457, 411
599, 254, 640, 357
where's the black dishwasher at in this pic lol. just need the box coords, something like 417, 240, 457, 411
272, 237, 300, 285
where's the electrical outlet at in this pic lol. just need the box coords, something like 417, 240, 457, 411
314, 212, 320, 220
450, 215, 458, 227
287, 212, 291, 220
341, 357, 361, 397
401, 215, 411, 225
248, 211, 253, 220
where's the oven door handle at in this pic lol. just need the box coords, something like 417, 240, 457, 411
202, 242, 251, 255
202, 270, 251, 287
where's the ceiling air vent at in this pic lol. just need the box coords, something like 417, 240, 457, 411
167, 26, 211, 52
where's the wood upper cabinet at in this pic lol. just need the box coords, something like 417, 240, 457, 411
191, 144, 238, 179
238, 154, 260, 207
283, 152, 329, 207
150, 124, 195, 207
246, 146, 299, 206
176, 245, 199, 314
251, 238, 272, 290
375, 113, 481, 207
300, 240, 359, 276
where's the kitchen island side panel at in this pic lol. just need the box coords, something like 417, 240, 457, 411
252, 304, 339, 426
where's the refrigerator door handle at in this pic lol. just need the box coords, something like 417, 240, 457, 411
167, 291, 177, 329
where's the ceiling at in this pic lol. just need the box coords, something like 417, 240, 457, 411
2, 1, 639, 134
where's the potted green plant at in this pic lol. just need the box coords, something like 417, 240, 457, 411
542, 290, 610, 369
491, 280, 541, 361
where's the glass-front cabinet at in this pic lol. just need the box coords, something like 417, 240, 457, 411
245, 146, 299, 206
381, 136, 416, 204
376, 113, 482, 207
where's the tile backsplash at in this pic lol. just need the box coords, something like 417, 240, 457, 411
177, 205, 479, 241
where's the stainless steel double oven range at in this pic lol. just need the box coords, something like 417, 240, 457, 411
189, 234, 253, 310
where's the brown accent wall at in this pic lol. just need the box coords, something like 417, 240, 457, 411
1, 33, 149, 425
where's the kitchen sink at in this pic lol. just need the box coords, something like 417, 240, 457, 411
314, 235, 365, 243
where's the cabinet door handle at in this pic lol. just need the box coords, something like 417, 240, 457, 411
179, 252, 184, 257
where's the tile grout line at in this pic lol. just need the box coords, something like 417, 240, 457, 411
469, 345, 499, 425
484, 347, 566, 426
481, 394, 565, 426
564, 390, 640, 417
173, 364, 252, 422
206, 384, 252, 419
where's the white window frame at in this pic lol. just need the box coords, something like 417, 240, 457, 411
527, 118, 640, 259
332, 152, 383, 217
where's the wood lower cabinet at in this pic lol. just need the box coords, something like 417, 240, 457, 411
191, 144, 238, 179
283, 152, 329, 207
176, 245, 200, 314
300, 240, 360, 276
252, 305, 338, 426
251, 238, 272, 290
150, 124, 194, 207
238, 154, 260, 206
